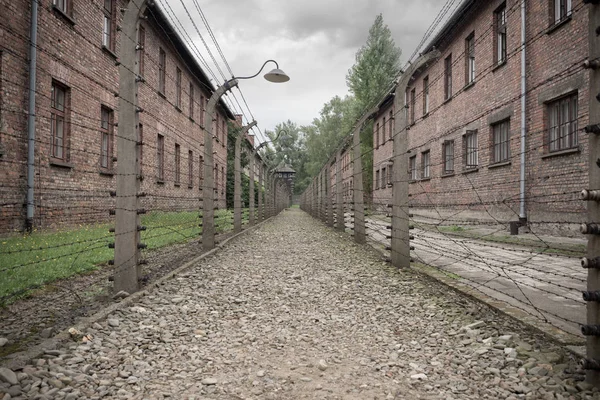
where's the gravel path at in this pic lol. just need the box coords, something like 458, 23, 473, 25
0, 209, 596, 399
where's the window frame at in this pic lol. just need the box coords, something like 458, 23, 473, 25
423, 76, 429, 115
381, 167, 387, 189
375, 122, 380, 149
157, 134, 165, 181
50, 80, 70, 162
200, 93, 205, 125
158, 48, 166, 95
388, 110, 393, 139
465, 32, 475, 85
52, 0, 72, 16
175, 143, 181, 185
375, 170, 380, 190
442, 140, 455, 175
189, 82, 194, 119
102, 0, 116, 52
492, 120, 510, 164
553, 0, 572, 25
100, 106, 114, 170
409, 156, 417, 181
464, 130, 478, 169
410, 88, 416, 124
444, 54, 453, 101
176, 68, 182, 109
382, 116, 387, 143
494, 3, 507, 66
188, 150, 194, 188
421, 150, 430, 179
547, 92, 578, 152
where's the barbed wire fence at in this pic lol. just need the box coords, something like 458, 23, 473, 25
0, 0, 285, 357
301, 0, 599, 369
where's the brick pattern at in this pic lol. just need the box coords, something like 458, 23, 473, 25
370, 0, 589, 229
0, 0, 232, 233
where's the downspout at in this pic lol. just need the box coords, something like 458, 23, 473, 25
519, 0, 527, 222
26, 0, 38, 232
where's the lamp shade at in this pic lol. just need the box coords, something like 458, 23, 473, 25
264, 68, 290, 83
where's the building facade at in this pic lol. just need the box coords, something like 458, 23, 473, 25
372, 0, 589, 234
0, 0, 233, 234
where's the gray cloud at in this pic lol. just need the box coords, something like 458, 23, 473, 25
166, 0, 449, 140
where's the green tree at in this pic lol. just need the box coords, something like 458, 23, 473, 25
346, 14, 402, 110
346, 14, 402, 201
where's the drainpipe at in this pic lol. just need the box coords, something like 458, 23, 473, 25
26, 0, 38, 232
519, 0, 527, 222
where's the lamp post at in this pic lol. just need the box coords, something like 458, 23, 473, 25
202, 61, 289, 250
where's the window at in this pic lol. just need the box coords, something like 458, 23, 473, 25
423, 76, 429, 115
444, 54, 452, 100
175, 143, 181, 184
138, 26, 145, 76
138, 124, 143, 175
214, 162, 219, 193
102, 0, 115, 51
100, 107, 114, 169
381, 167, 387, 188
492, 120, 510, 163
189, 83, 194, 119
53, 0, 71, 15
495, 4, 507, 66
176, 68, 182, 109
553, 0, 572, 24
222, 119, 226, 144
200, 94, 205, 125
388, 164, 393, 185
548, 93, 578, 152
51, 81, 69, 161
188, 150, 193, 187
221, 166, 225, 194
375, 170, 380, 189
199, 155, 204, 189
158, 48, 166, 94
421, 151, 430, 179
443, 140, 454, 175
410, 88, 416, 124
466, 32, 475, 84
382, 117, 387, 143
375, 122, 380, 148
409, 156, 417, 181
464, 130, 478, 168
157, 134, 164, 181
388, 110, 393, 139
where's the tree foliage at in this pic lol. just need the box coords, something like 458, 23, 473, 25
346, 14, 402, 110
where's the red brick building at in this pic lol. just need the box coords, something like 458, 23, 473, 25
372, 0, 589, 234
0, 0, 234, 233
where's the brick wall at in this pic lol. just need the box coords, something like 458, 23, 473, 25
0, 0, 233, 234
370, 0, 589, 234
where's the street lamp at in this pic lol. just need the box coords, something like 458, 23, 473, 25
202, 61, 289, 250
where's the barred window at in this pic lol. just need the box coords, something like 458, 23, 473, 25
423, 76, 429, 115
465, 32, 475, 84
100, 106, 114, 169
158, 48, 166, 94
102, 0, 116, 51
51, 81, 70, 161
444, 54, 452, 100
495, 4, 507, 65
421, 150, 430, 179
157, 134, 165, 181
492, 120, 510, 163
410, 156, 417, 181
464, 130, 478, 168
553, 0, 572, 24
443, 140, 454, 174
175, 143, 181, 184
548, 93, 578, 152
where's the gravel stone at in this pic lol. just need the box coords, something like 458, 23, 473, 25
0, 369, 18, 385
5, 211, 595, 399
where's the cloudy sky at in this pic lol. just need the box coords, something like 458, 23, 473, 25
160, 0, 451, 143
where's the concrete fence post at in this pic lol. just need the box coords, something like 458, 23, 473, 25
234, 121, 257, 233
326, 163, 334, 227
114, 0, 146, 294
249, 148, 255, 226
583, 0, 600, 386
336, 150, 344, 231
391, 50, 439, 269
